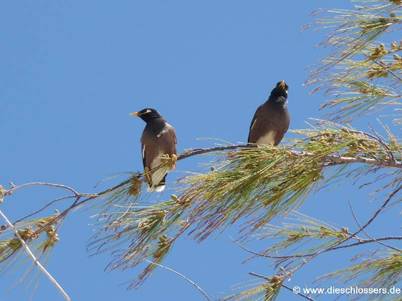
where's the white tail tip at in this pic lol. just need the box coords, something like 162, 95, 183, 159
147, 185, 166, 193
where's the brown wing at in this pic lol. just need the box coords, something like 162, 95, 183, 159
248, 105, 272, 144
273, 128, 287, 146
142, 124, 176, 167
141, 123, 177, 188
158, 123, 177, 156
248, 105, 262, 143
273, 109, 290, 145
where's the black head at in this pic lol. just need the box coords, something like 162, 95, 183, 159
131, 108, 162, 123
269, 80, 289, 102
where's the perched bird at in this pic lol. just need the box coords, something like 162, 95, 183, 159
131, 108, 177, 192
248, 80, 290, 146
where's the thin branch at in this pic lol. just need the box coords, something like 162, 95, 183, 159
347, 200, 401, 252
352, 185, 402, 237
5, 182, 85, 198
0, 209, 72, 301
330, 236, 402, 252
177, 144, 250, 160
374, 59, 402, 83
145, 259, 212, 301
178, 144, 401, 169
294, 185, 402, 260
248, 272, 315, 301
4, 140, 401, 224
14, 195, 77, 224
237, 236, 402, 260
349, 129, 395, 162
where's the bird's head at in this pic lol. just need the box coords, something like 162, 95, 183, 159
131, 108, 162, 122
269, 80, 289, 103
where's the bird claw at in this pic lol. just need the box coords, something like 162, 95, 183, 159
161, 154, 177, 169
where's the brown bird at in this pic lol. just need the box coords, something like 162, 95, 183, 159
131, 108, 177, 192
248, 80, 290, 146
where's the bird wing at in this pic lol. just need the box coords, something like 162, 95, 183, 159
247, 105, 263, 143
273, 129, 286, 146
275, 116, 290, 145
141, 124, 176, 167
141, 143, 147, 169
158, 123, 177, 155
248, 103, 290, 146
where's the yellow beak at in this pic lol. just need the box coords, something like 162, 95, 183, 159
130, 111, 140, 117
278, 80, 286, 89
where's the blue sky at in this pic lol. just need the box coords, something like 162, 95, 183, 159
0, 1, 399, 300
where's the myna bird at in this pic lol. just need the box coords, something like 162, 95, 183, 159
248, 80, 290, 146
131, 108, 177, 192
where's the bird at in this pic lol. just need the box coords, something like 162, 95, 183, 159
131, 108, 177, 192
247, 80, 290, 146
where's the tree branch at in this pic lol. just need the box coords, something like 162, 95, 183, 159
351, 185, 402, 237
237, 186, 402, 262
145, 259, 212, 301
0, 140, 400, 299
5, 182, 86, 198
237, 236, 402, 260
177, 144, 401, 169
347, 200, 401, 252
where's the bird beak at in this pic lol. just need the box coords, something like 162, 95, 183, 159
278, 80, 286, 90
130, 112, 140, 117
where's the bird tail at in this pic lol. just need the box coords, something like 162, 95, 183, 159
147, 175, 167, 192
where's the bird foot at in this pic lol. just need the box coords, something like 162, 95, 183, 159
161, 154, 177, 169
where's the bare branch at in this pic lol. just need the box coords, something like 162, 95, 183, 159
5, 182, 85, 197
145, 259, 212, 301
14, 195, 77, 224
237, 236, 402, 260
352, 185, 402, 237
347, 200, 401, 252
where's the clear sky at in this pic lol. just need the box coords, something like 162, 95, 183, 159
0, 1, 399, 301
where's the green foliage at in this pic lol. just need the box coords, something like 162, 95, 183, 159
224, 276, 283, 301
90, 124, 400, 288
181, 125, 399, 241
309, 0, 402, 122
322, 252, 402, 290
181, 145, 323, 240
0, 215, 59, 265
89, 184, 189, 287
256, 213, 350, 259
